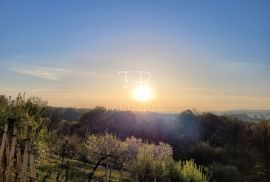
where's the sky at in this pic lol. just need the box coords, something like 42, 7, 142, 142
0, 0, 270, 112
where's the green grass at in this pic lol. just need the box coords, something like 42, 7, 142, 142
37, 156, 131, 182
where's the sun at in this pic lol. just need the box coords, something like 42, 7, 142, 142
133, 85, 153, 102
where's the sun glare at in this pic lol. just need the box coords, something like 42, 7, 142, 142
133, 85, 153, 102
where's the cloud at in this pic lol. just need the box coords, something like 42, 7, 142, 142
72, 71, 103, 79
29, 88, 58, 92
10, 66, 69, 81
8, 64, 103, 81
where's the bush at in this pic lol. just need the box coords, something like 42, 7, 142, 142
171, 159, 210, 182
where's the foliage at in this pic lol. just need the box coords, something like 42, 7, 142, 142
85, 132, 124, 163
0, 94, 48, 142
128, 141, 173, 179
82, 133, 174, 181
172, 159, 210, 182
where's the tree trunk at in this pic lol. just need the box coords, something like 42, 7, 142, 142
106, 162, 109, 182
108, 168, 112, 182
120, 168, 123, 182
65, 161, 69, 182
88, 156, 108, 182
135, 173, 138, 182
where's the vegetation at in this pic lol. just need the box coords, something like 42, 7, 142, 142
172, 160, 209, 182
0, 94, 270, 182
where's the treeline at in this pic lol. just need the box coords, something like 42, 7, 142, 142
47, 106, 270, 182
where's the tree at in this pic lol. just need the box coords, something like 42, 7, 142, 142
124, 138, 173, 181
84, 133, 124, 181
249, 120, 270, 182
152, 142, 173, 180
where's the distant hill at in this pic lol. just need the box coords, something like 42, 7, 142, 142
214, 110, 270, 122
44, 106, 270, 124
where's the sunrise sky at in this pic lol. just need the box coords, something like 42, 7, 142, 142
0, 0, 270, 112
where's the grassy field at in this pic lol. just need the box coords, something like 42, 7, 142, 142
37, 155, 131, 182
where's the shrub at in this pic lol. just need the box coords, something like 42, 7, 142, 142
171, 159, 210, 182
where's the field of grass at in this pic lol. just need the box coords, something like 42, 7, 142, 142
37, 155, 131, 182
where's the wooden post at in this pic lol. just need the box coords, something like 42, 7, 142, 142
20, 144, 30, 182
9, 125, 17, 161
20, 126, 31, 182
16, 145, 23, 181
6, 125, 18, 182
0, 124, 8, 181
0, 124, 8, 162
5, 142, 10, 165
6, 158, 15, 182
30, 151, 37, 181
3, 141, 11, 182
0, 122, 37, 182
